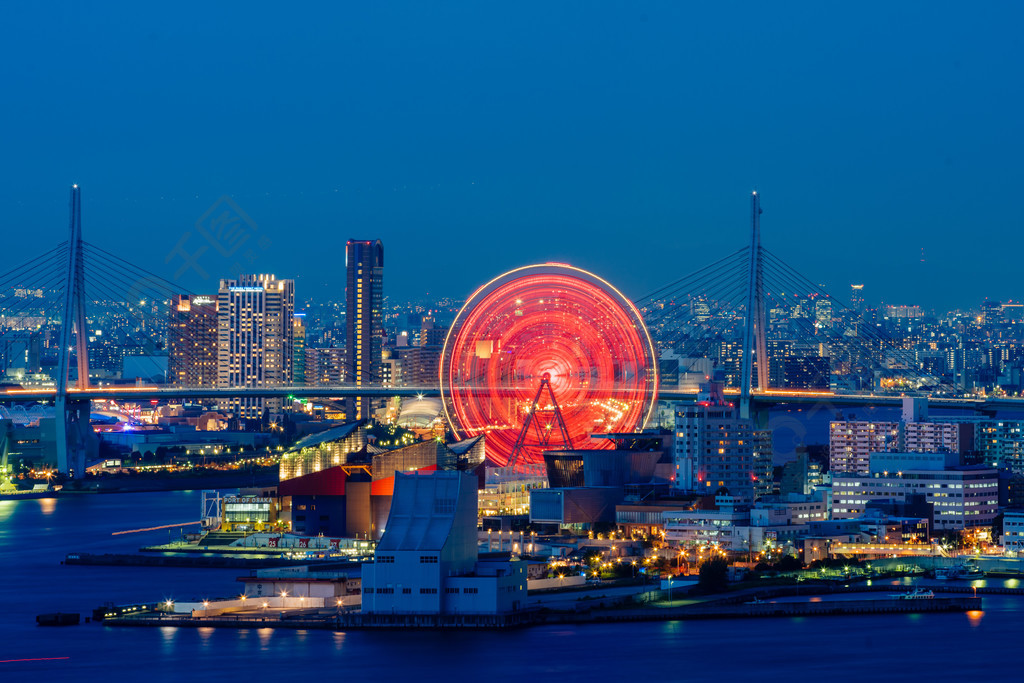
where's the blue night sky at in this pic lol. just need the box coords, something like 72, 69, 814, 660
1, 2, 1021, 311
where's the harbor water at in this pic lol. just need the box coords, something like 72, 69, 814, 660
2, 490, 1023, 682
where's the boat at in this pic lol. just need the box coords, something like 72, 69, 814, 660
36, 612, 80, 626
935, 563, 984, 580
889, 588, 934, 600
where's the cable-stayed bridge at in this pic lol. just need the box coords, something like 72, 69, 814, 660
1, 187, 1015, 474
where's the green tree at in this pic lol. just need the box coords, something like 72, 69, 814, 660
992, 511, 1005, 544
697, 557, 729, 594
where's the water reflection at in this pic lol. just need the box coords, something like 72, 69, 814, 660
159, 626, 178, 655
0, 501, 15, 526
38, 497, 56, 515
967, 610, 985, 627
258, 627, 273, 648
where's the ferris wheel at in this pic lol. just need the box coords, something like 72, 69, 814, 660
440, 263, 659, 467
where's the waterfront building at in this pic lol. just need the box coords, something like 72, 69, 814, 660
663, 492, 829, 555
239, 566, 363, 605
1001, 511, 1024, 553
615, 500, 696, 537
832, 452, 998, 531
478, 477, 547, 520
168, 294, 218, 387
216, 274, 295, 423
220, 493, 278, 532
530, 432, 673, 527
673, 378, 772, 501
345, 239, 384, 420
279, 421, 367, 482
278, 429, 485, 539
361, 471, 527, 615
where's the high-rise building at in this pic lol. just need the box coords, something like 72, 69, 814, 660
292, 313, 306, 385
345, 239, 384, 419
829, 398, 972, 475
850, 284, 865, 313
814, 296, 833, 332
717, 340, 743, 389
217, 274, 295, 423
673, 378, 772, 501
168, 294, 218, 387
305, 347, 345, 386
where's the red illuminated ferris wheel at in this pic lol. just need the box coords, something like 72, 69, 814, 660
440, 263, 659, 467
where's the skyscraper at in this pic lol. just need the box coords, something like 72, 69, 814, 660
292, 312, 306, 385
673, 377, 773, 501
850, 284, 865, 313
168, 294, 218, 387
217, 274, 295, 423
345, 239, 384, 420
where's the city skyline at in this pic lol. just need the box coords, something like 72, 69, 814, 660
2, 4, 1022, 309
6, 6, 1024, 677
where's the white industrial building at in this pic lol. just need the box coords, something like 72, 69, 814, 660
361, 471, 526, 615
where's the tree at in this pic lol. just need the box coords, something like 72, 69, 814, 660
697, 557, 729, 594
776, 554, 804, 572
992, 511, 1005, 544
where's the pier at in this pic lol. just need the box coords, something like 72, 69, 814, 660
101, 592, 982, 631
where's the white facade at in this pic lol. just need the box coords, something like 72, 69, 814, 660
1002, 511, 1024, 553
832, 464, 998, 531
663, 494, 824, 553
361, 471, 527, 615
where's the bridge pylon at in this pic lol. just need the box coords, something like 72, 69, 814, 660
55, 185, 95, 476
740, 190, 768, 419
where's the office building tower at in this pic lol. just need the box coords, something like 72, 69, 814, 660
381, 348, 403, 388
673, 378, 773, 501
814, 296, 833, 332
717, 340, 743, 389
419, 314, 447, 347
345, 239, 384, 419
982, 300, 1003, 327
168, 294, 218, 387
292, 313, 306, 385
850, 284, 865, 313
217, 274, 295, 422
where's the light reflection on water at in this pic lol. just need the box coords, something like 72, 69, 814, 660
258, 627, 273, 648
3, 491, 1024, 681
